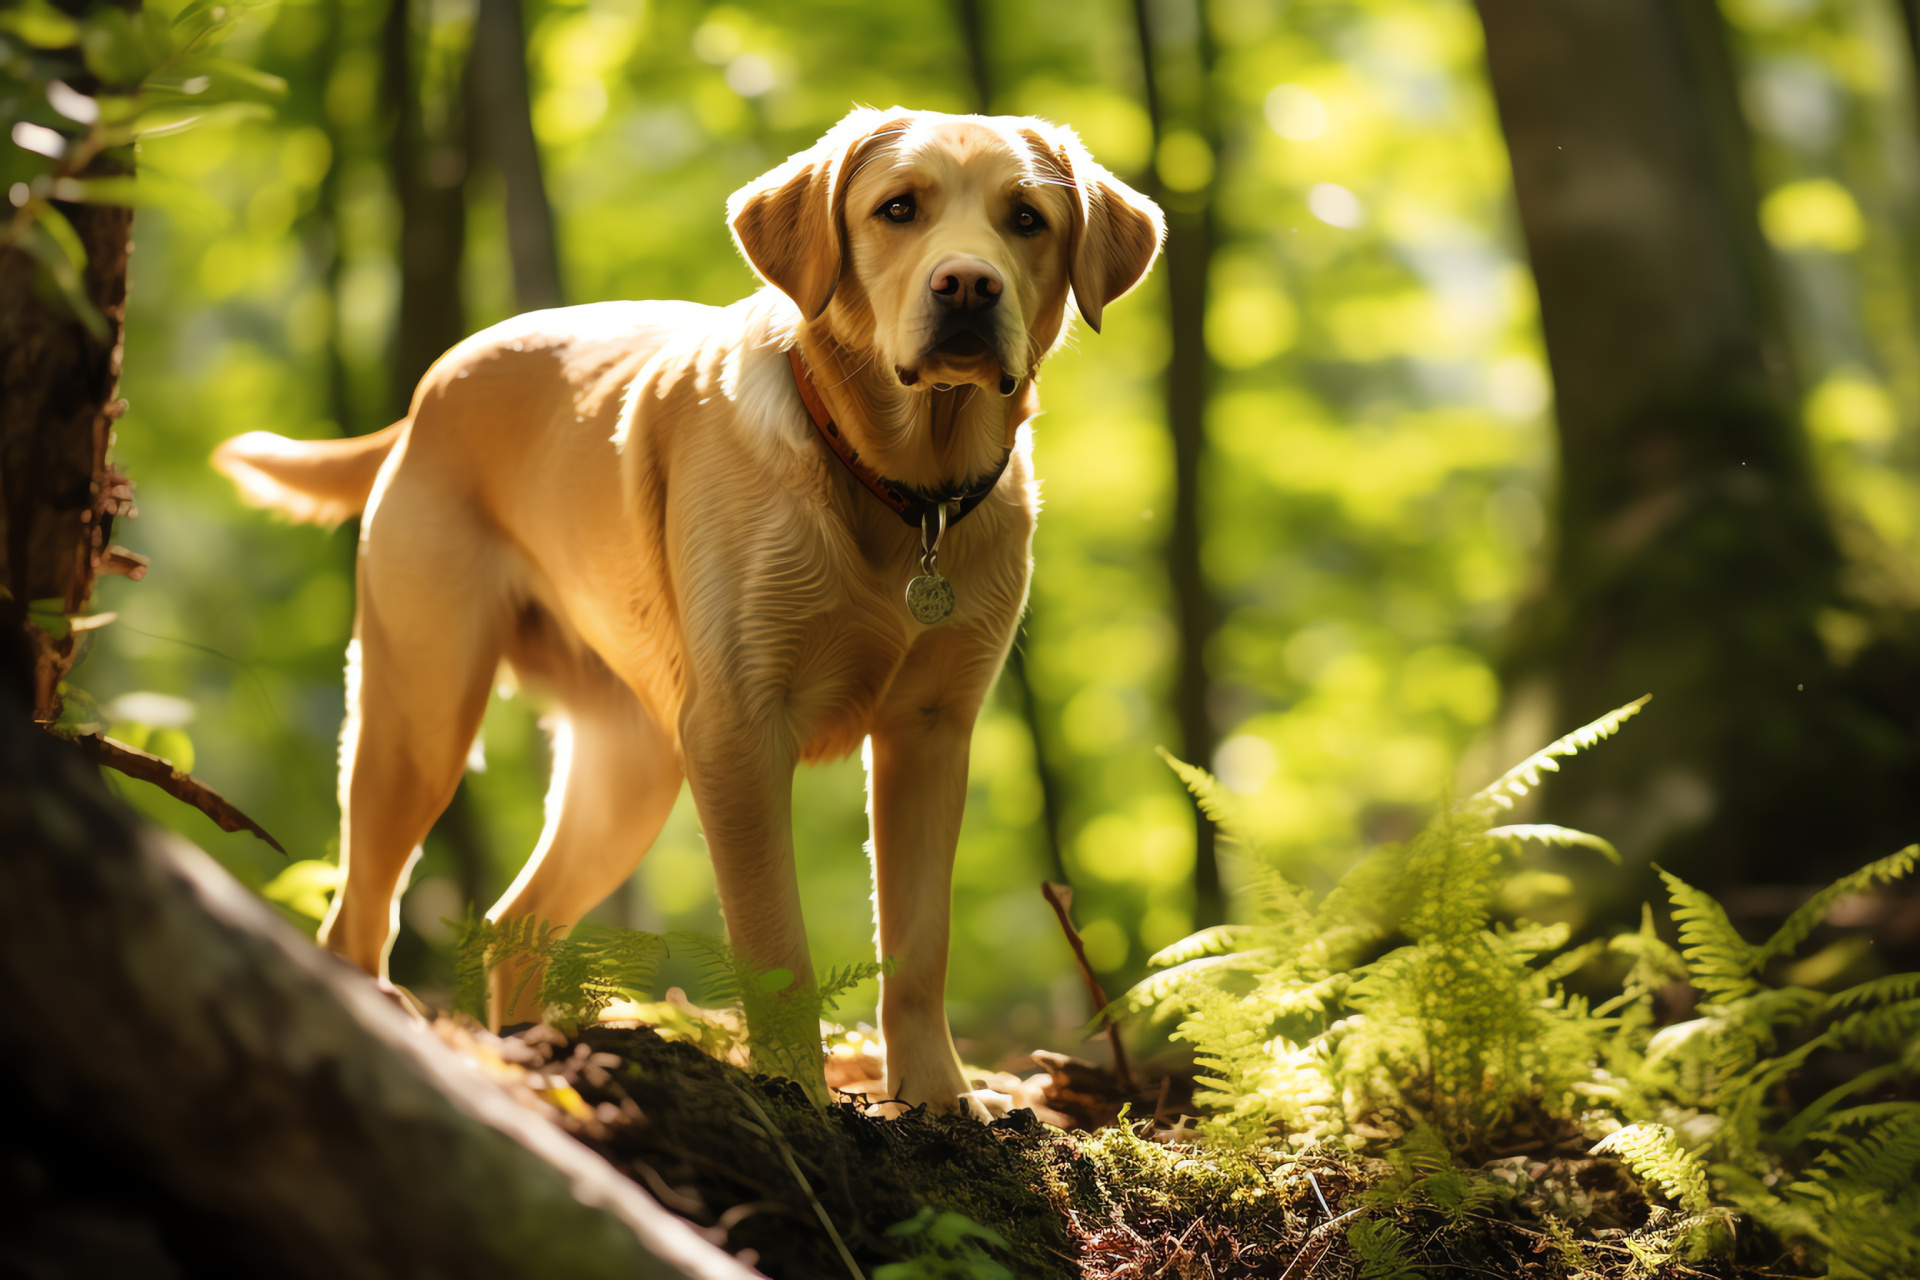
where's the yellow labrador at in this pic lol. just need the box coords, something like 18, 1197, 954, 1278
214, 107, 1162, 1113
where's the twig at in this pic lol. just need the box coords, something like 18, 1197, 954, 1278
1040, 881, 1137, 1095
730, 1085, 862, 1280
1304, 1169, 1334, 1221
1274, 1207, 1362, 1280
64, 731, 285, 854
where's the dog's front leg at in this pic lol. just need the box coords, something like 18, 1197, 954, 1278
680, 700, 822, 1094
869, 640, 1000, 1114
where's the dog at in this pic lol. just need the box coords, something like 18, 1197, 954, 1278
214, 107, 1162, 1113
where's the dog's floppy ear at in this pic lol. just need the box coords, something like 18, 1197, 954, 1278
1040, 130, 1165, 334
728, 108, 901, 321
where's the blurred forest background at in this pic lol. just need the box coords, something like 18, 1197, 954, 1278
11, 0, 1920, 1067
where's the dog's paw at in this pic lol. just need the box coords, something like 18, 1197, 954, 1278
960, 1087, 1016, 1122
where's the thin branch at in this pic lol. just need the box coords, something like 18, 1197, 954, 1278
64, 731, 285, 855
1041, 881, 1137, 1095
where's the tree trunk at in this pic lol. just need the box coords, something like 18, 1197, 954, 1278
385, 0, 469, 414
384, 0, 494, 904
1477, 0, 1920, 896
1132, 0, 1223, 927
0, 690, 744, 1279
466, 0, 565, 311
0, 170, 131, 723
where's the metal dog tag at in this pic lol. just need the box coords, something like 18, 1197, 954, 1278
908, 503, 956, 625
906, 571, 955, 625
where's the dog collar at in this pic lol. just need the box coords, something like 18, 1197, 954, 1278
786, 347, 1010, 530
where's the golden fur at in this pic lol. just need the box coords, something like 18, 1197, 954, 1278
213, 108, 1162, 1113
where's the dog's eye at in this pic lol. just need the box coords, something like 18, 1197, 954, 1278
1012, 204, 1046, 236
879, 195, 916, 224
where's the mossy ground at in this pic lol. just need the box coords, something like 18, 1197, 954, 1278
445, 1018, 1810, 1280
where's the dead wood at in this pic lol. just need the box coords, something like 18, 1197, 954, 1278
0, 705, 750, 1280
65, 729, 286, 854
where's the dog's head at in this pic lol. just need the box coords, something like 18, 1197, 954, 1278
728, 108, 1164, 395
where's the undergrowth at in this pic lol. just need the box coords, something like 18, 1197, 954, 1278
448, 914, 885, 1101
430, 697, 1916, 1278
1131, 696, 1920, 1278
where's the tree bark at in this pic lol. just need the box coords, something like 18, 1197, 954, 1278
1132, 0, 1223, 928
466, 0, 564, 311
385, 0, 469, 414
0, 692, 746, 1280
384, 0, 495, 904
0, 171, 131, 722
1477, 0, 1920, 894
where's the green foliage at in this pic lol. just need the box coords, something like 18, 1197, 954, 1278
1345, 1218, 1423, 1280
872, 1208, 1014, 1280
1131, 703, 1920, 1276
669, 931, 888, 1100
451, 912, 885, 1105
1590, 1124, 1709, 1213
1, 0, 281, 333
1132, 699, 1644, 1152
450, 912, 666, 1034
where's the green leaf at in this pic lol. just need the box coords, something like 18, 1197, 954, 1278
1486, 823, 1620, 863
1156, 746, 1258, 850
1472, 695, 1649, 811
1760, 844, 1919, 965
1660, 867, 1762, 1000
0, 1, 81, 48
757, 966, 795, 993
1592, 1123, 1711, 1212
262, 860, 343, 923
18, 220, 106, 342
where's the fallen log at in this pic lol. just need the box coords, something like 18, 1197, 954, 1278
0, 706, 750, 1280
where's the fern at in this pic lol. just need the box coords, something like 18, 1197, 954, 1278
1155, 745, 1255, 846
1759, 844, 1918, 964
1657, 869, 1763, 1001
1591, 1124, 1710, 1212
670, 931, 888, 1102
1345, 1218, 1423, 1280
1486, 823, 1619, 863
449, 913, 666, 1032
1470, 695, 1649, 813
1133, 695, 1920, 1278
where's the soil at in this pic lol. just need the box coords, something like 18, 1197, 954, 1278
438, 1018, 1804, 1280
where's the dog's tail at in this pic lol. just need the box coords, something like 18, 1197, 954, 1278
212, 422, 405, 527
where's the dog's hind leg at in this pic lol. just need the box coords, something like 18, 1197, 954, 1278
320, 496, 506, 981
486, 648, 683, 1028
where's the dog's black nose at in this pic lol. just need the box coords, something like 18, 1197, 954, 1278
929, 257, 1003, 311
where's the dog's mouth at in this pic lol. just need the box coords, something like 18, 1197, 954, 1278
933, 330, 993, 359
898, 314, 1017, 394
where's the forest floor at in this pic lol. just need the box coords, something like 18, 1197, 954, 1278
433, 1015, 1805, 1280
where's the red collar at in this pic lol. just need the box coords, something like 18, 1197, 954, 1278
787, 346, 1010, 530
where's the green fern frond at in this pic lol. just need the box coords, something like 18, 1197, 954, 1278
539, 922, 669, 1026
449, 908, 494, 1022
1486, 823, 1620, 864
1147, 924, 1253, 968
1121, 950, 1272, 1013
1829, 972, 1920, 1011
1760, 844, 1920, 964
669, 930, 750, 1006
1157, 747, 1257, 849
1772, 1066, 1907, 1149
1471, 695, 1650, 812
1806, 1106, 1920, 1193
816, 960, 890, 1012
1592, 1123, 1711, 1212
1829, 997, 1920, 1052
1660, 868, 1762, 1000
